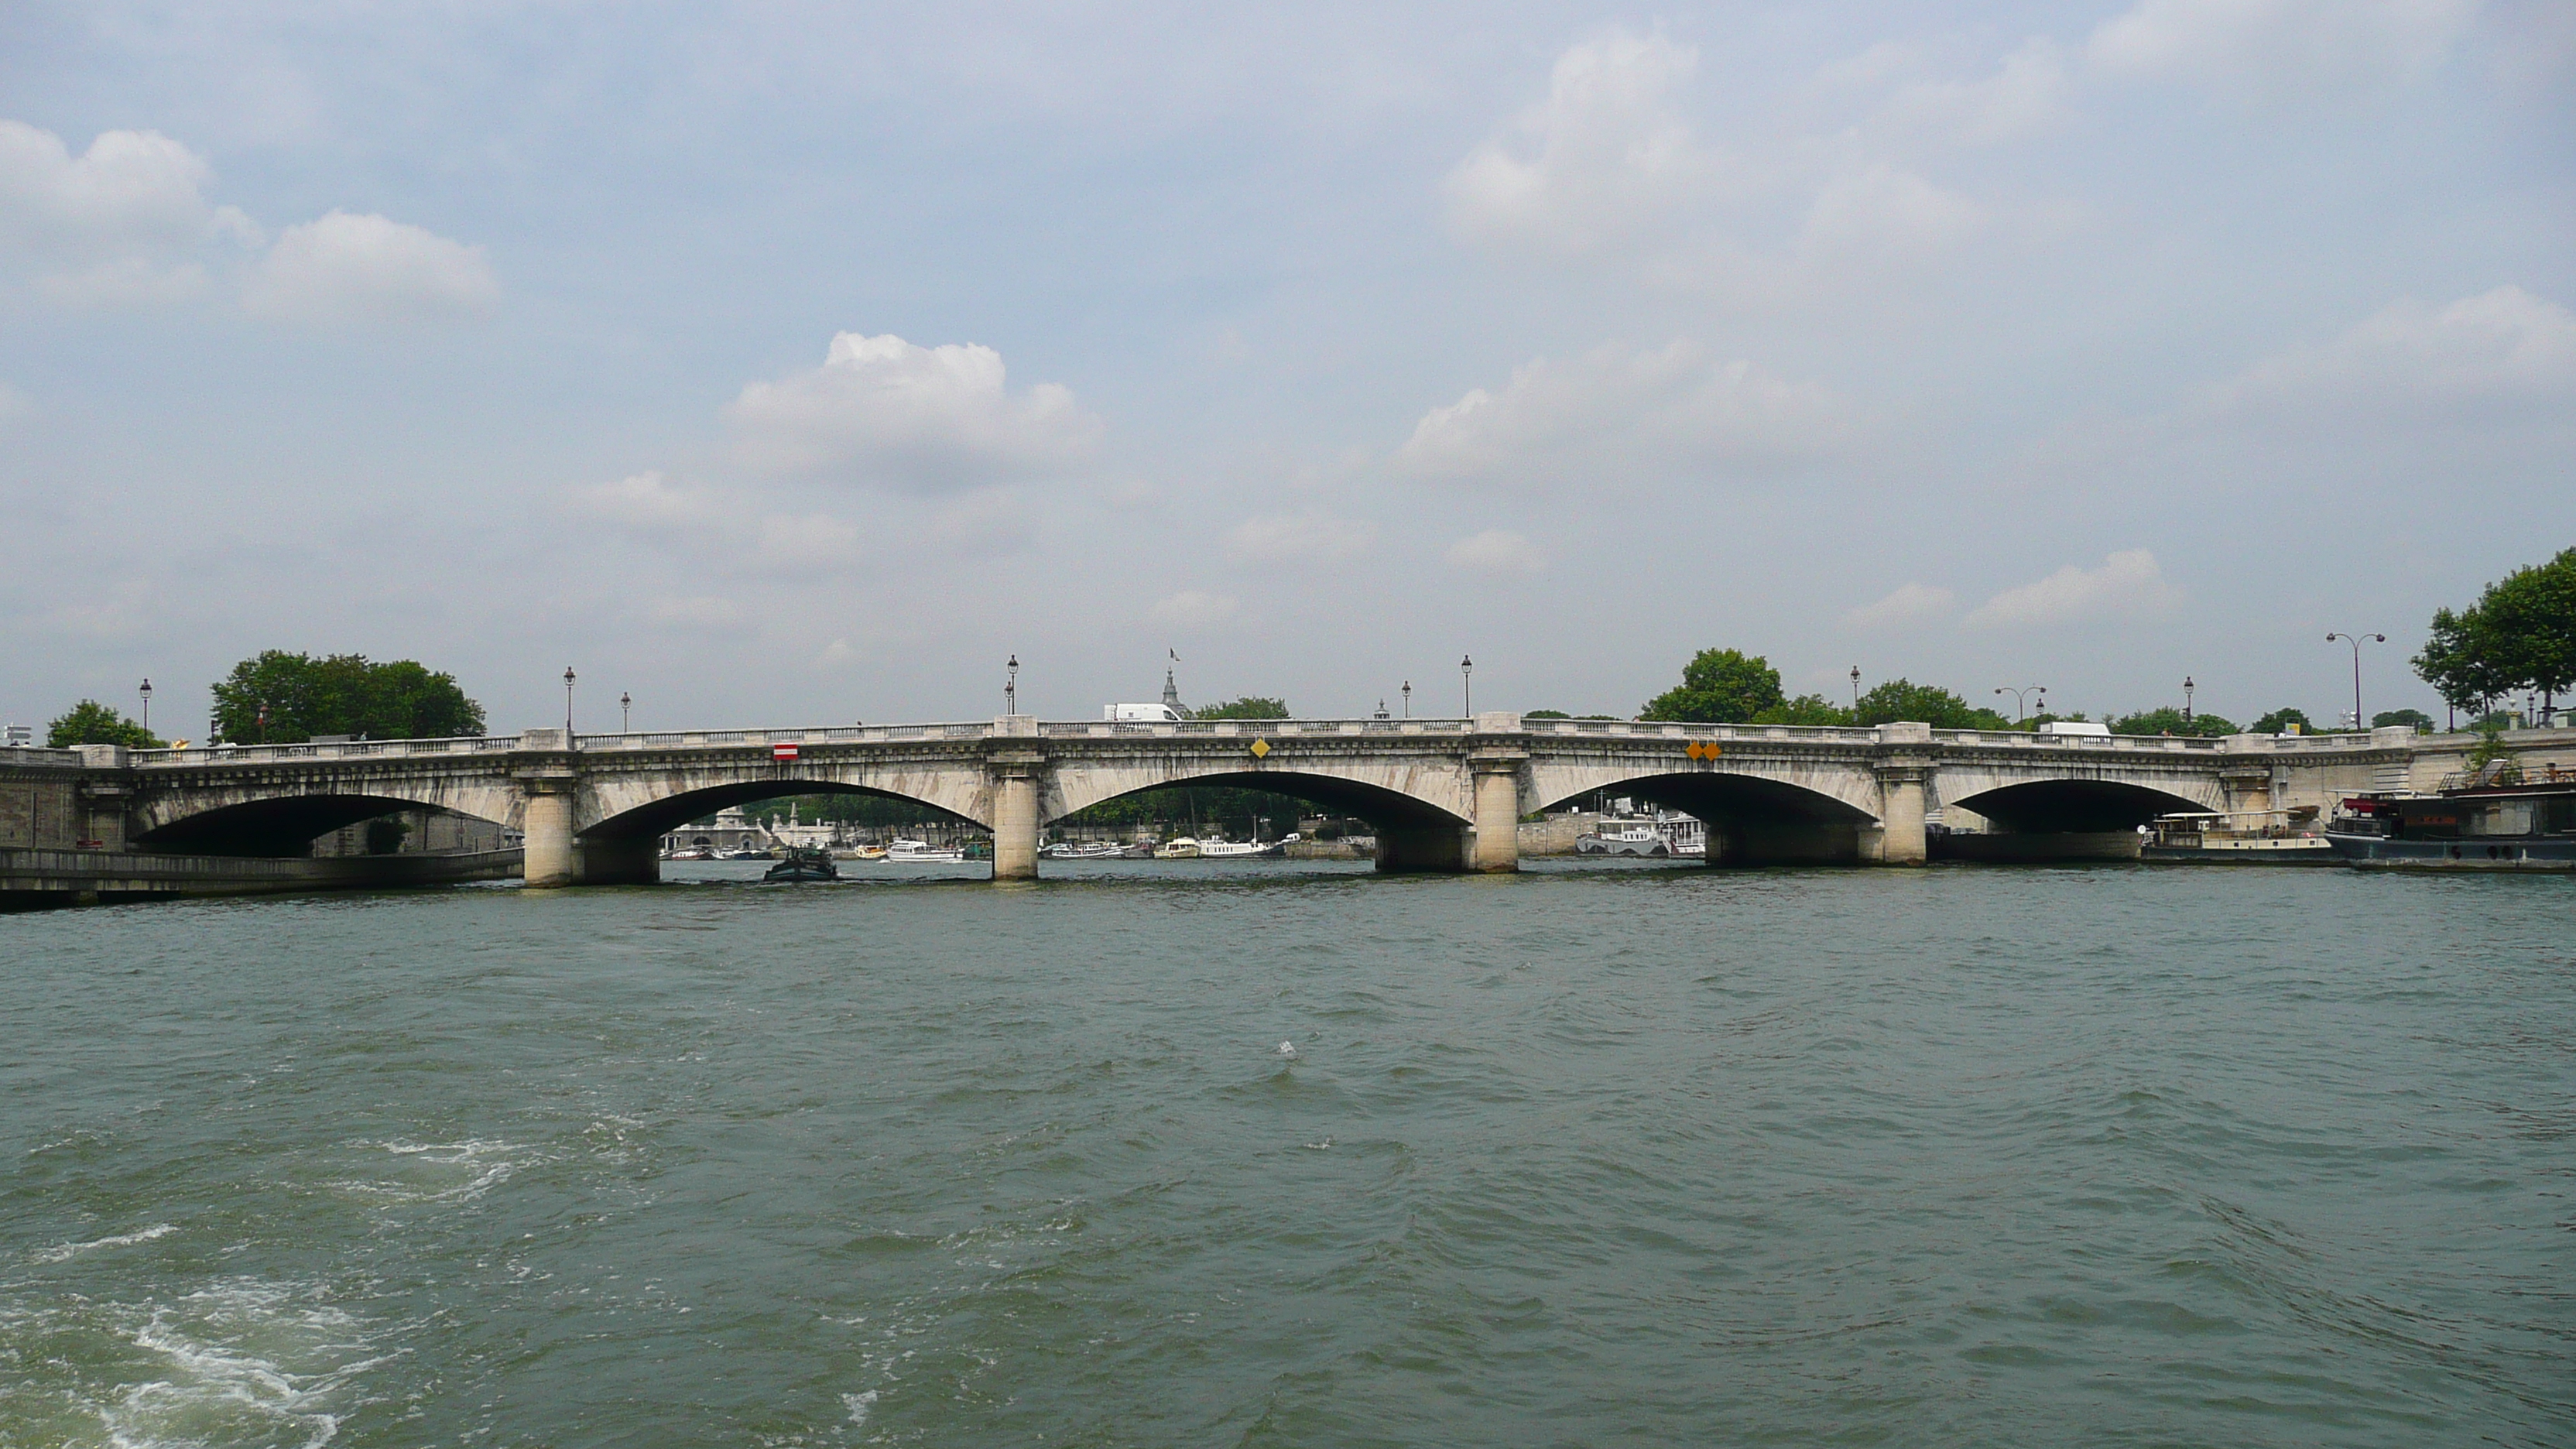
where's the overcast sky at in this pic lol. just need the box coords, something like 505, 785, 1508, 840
4, 1, 2571, 737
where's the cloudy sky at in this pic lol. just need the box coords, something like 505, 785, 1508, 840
4, 1, 2570, 736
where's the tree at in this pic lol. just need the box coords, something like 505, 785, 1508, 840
2249, 707, 2313, 735
2371, 708, 2434, 731
47, 700, 164, 748
1849, 679, 2009, 730
211, 651, 484, 743
2413, 548, 2576, 714
1641, 649, 1785, 724
1525, 709, 1571, 719
2107, 706, 2239, 738
1749, 694, 1852, 726
1194, 697, 1290, 721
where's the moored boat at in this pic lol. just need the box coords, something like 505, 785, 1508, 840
1575, 823, 1670, 857
2142, 810, 2335, 865
2328, 770, 2576, 870
1153, 838, 1203, 859
882, 838, 966, 863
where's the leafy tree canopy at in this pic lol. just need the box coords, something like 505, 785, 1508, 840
1641, 649, 1785, 724
1850, 679, 2010, 730
1525, 709, 1571, 719
47, 700, 165, 748
1193, 697, 1290, 721
2107, 706, 2239, 738
2249, 707, 2314, 735
1749, 694, 1853, 727
2371, 708, 2435, 731
2413, 547, 2576, 710
211, 651, 485, 744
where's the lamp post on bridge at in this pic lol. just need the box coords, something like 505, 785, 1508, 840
1851, 666, 1862, 713
138, 678, 151, 736
2183, 676, 2194, 726
621, 691, 632, 732
564, 666, 577, 737
2325, 632, 2385, 732
1402, 680, 1411, 718
1461, 656, 1473, 717
1005, 654, 1019, 716
1993, 684, 2046, 722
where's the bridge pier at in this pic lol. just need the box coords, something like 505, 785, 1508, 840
1870, 725, 1932, 866
522, 785, 576, 889
1468, 729, 1527, 873
989, 726, 1043, 882
578, 835, 659, 886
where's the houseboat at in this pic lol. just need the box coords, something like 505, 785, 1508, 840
2327, 769, 2576, 870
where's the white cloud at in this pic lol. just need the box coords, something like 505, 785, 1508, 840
1865, 38, 2076, 147
926, 488, 1036, 556
1798, 164, 1985, 261
242, 210, 497, 325
0, 381, 30, 433
33, 256, 211, 307
1444, 529, 1547, 575
1966, 550, 2181, 628
1149, 590, 1239, 629
0, 122, 233, 257
570, 471, 718, 530
1224, 512, 1378, 563
1396, 341, 1852, 488
1443, 29, 1715, 255
2215, 285, 2576, 418
2088, 0, 2481, 98
725, 332, 1101, 490
1846, 582, 1957, 628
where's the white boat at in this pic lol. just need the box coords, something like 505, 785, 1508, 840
1152, 838, 1202, 859
1575, 824, 1671, 857
1196, 836, 1286, 858
1040, 841, 1123, 860
882, 838, 966, 863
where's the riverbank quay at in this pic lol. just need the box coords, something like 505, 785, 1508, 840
1, 846, 524, 909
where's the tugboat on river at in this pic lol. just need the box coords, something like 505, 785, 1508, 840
763, 845, 839, 882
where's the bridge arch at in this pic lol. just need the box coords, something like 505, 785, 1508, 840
1530, 768, 1882, 865
1943, 779, 2212, 834
133, 790, 516, 857
1045, 758, 1475, 870
577, 779, 981, 845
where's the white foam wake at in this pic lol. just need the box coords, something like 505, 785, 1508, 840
33, 1223, 177, 1264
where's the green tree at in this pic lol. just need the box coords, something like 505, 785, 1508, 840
1849, 679, 2009, 729
46, 700, 165, 748
1525, 709, 1571, 719
1749, 694, 1852, 726
2249, 707, 2314, 735
2107, 706, 2240, 738
211, 651, 484, 742
1194, 697, 1290, 720
2370, 708, 2434, 731
2413, 548, 2576, 714
1641, 649, 1785, 724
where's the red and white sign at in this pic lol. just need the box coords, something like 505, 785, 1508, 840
771, 743, 800, 762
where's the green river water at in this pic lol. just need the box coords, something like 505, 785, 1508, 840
2, 859, 2569, 1447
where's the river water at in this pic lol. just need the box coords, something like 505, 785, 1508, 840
2, 860, 2569, 1447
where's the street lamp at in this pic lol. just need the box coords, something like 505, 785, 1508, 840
2183, 676, 2194, 725
564, 666, 577, 735
1992, 684, 2046, 721
1005, 654, 1019, 715
139, 678, 152, 735
1461, 655, 1473, 717
621, 691, 632, 732
1401, 680, 1412, 718
1850, 666, 1862, 711
2325, 632, 2386, 732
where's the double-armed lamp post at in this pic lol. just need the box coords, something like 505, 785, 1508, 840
2325, 632, 2386, 731
1993, 684, 2046, 722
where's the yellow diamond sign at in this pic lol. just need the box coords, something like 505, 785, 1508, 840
1249, 738, 1271, 759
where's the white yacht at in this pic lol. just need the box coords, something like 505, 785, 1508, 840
882, 838, 966, 863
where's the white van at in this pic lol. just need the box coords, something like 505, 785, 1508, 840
2035, 720, 2112, 738
1104, 702, 1187, 722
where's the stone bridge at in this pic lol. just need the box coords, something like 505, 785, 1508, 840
71, 713, 2435, 886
